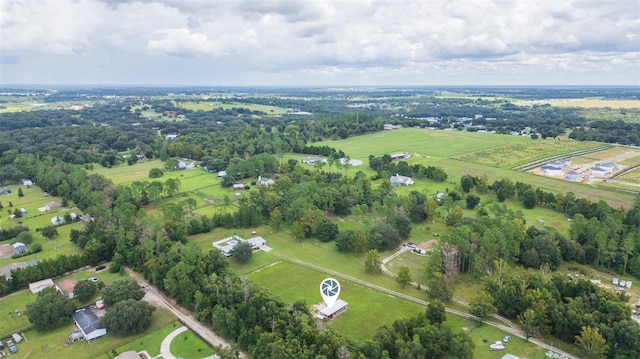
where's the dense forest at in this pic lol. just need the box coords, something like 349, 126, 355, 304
1, 87, 639, 358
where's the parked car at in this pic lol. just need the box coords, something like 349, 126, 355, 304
503, 335, 511, 343
88, 277, 99, 283
95, 265, 107, 272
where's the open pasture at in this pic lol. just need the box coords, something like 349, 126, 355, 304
175, 101, 287, 115
551, 98, 640, 109
247, 261, 424, 341
455, 139, 603, 169
90, 159, 167, 185
312, 128, 529, 158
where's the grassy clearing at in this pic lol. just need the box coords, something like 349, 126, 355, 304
175, 101, 287, 115
170, 328, 214, 359
90, 159, 167, 185
247, 261, 424, 341
385, 251, 430, 286
549, 99, 640, 109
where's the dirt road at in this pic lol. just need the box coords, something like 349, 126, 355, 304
124, 268, 246, 358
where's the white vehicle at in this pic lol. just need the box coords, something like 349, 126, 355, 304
489, 341, 505, 351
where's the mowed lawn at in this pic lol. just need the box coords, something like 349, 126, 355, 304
9, 307, 175, 359
247, 261, 424, 341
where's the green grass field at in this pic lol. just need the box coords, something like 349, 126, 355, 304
102, 323, 181, 358
175, 101, 288, 115
170, 328, 214, 359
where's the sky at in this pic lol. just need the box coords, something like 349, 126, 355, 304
1, 0, 639, 86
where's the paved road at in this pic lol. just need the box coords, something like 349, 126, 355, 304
158, 326, 188, 359
124, 268, 246, 358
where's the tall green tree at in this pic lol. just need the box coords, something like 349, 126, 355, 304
26, 287, 75, 331
102, 279, 144, 306
575, 326, 608, 359
427, 273, 453, 303
364, 249, 382, 274
469, 291, 497, 324
395, 266, 412, 288
231, 241, 253, 264
102, 299, 156, 336
74, 280, 97, 302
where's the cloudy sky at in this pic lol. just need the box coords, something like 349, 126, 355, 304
1, 0, 639, 86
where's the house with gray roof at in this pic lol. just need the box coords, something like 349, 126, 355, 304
257, 176, 275, 186
390, 174, 414, 186
72, 308, 107, 341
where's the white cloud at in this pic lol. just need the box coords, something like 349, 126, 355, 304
1, 0, 638, 85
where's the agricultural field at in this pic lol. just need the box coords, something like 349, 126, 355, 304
455, 140, 603, 169
314, 128, 636, 208
174, 100, 288, 115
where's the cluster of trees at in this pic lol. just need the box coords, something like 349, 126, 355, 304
457, 174, 640, 278
482, 261, 639, 358
101, 279, 155, 336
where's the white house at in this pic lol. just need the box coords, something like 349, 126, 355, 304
257, 176, 275, 186
339, 158, 363, 166
233, 183, 245, 190
390, 174, 414, 186
51, 216, 66, 226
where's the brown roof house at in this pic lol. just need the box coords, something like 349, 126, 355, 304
56, 279, 78, 298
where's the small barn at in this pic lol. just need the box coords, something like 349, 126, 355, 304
51, 216, 66, 226
316, 299, 349, 321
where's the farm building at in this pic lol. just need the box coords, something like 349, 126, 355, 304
501, 354, 520, 359
302, 156, 327, 165
540, 165, 563, 176
257, 176, 275, 186
72, 308, 107, 341
598, 162, 618, 170
29, 278, 56, 293
591, 166, 609, 178
165, 134, 178, 140
565, 171, 582, 181
390, 174, 414, 186
233, 183, 245, 190
390, 153, 410, 160
21, 179, 33, 187
340, 158, 363, 166
51, 216, 66, 225
217, 171, 227, 178
316, 299, 349, 321
548, 159, 571, 168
